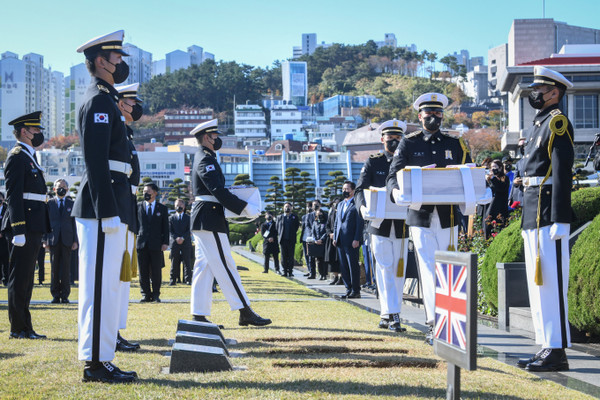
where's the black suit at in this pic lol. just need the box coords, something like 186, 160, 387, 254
2, 142, 50, 335
0, 204, 9, 285
301, 211, 316, 275
45, 196, 77, 300
276, 212, 300, 275
137, 201, 169, 300
334, 198, 364, 295
261, 220, 279, 272
169, 212, 192, 284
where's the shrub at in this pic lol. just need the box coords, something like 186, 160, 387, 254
247, 232, 263, 252
569, 213, 600, 336
571, 187, 600, 231
230, 222, 258, 244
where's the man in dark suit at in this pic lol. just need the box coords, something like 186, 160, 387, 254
0, 192, 9, 286
2, 111, 51, 340
300, 201, 318, 277
261, 211, 279, 273
276, 202, 300, 277
137, 182, 169, 302
169, 198, 192, 285
45, 179, 78, 304
334, 181, 363, 299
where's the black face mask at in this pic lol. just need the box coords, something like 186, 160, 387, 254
528, 90, 547, 110
266, 216, 273, 221
284, 208, 291, 214
212, 136, 223, 151
313, 205, 320, 211
342, 191, 350, 199
56, 187, 67, 197
104, 59, 129, 84
177, 207, 184, 213
130, 104, 143, 121
143, 193, 152, 201
385, 139, 399, 153
319, 216, 327, 223
30, 131, 45, 147
423, 115, 442, 132
504, 164, 512, 172
491, 168, 500, 175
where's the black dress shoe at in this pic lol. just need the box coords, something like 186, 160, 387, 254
9, 331, 27, 339
335, 279, 344, 285
348, 292, 361, 299
329, 276, 339, 285
193, 315, 224, 329
340, 292, 352, 299
378, 318, 390, 329
154, 297, 161, 303
117, 332, 140, 349
169, 281, 176, 286
425, 325, 434, 346
140, 297, 153, 303
526, 348, 569, 372
239, 306, 272, 326
83, 361, 136, 383
303, 273, 311, 277
51, 297, 60, 304
307, 275, 316, 279
116, 338, 137, 352
388, 314, 406, 332
262, 270, 268, 273
61, 298, 70, 304
517, 349, 544, 368
27, 330, 47, 339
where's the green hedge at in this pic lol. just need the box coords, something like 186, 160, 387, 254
247, 232, 263, 252
569, 213, 600, 336
480, 186, 600, 313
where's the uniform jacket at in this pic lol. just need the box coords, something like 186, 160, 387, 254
276, 213, 300, 243
300, 211, 316, 242
334, 198, 364, 247
261, 220, 279, 254
191, 147, 247, 234
521, 104, 574, 230
355, 150, 408, 238
71, 77, 136, 229
137, 201, 169, 250
169, 212, 191, 248
127, 125, 141, 235
386, 129, 472, 228
2, 143, 50, 236
45, 196, 77, 247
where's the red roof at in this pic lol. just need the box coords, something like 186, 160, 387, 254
518, 56, 600, 66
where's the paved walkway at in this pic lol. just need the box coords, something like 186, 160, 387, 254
233, 247, 600, 399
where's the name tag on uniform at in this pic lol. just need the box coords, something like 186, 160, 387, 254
205, 165, 215, 172
94, 113, 109, 123
445, 150, 452, 159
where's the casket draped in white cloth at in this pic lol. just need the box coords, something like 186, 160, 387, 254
226, 186, 262, 219
394, 165, 492, 215
363, 187, 408, 220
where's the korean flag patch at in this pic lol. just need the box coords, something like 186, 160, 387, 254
205, 164, 216, 172
94, 113, 109, 123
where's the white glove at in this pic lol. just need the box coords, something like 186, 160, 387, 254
549, 223, 570, 241
392, 188, 411, 207
12, 234, 26, 247
242, 204, 260, 218
101, 216, 121, 234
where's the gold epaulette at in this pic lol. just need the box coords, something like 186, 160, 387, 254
97, 85, 110, 94
549, 110, 569, 138
9, 147, 22, 155
369, 152, 384, 159
405, 130, 422, 139
11, 221, 25, 227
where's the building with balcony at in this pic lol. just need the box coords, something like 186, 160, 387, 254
234, 104, 267, 138
270, 104, 304, 141
164, 108, 214, 143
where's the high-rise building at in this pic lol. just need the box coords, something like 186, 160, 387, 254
302, 33, 317, 55
187, 45, 203, 65
166, 50, 190, 73
234, 104, 267, 138
48, 70, 65, 137
122, 43, 152, 84
152, 59, 166, 76
64, 63, 91, 135
202, 52, 215, 62
282, 61, 308, 107
0, 52, 26, 144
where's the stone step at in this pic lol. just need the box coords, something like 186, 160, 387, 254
176, 331, 229, 356
177, 319, 225, 342
169, 343, 232, 373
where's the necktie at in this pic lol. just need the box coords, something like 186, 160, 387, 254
147, 204, 152, 217
59, 199, 64, 215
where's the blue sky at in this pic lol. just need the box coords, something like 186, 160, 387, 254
1, 0, 599, 74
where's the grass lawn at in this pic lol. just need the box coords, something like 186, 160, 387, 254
0, 252, 594, 399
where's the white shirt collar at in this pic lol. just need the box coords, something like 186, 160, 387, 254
17, 141, 35, 155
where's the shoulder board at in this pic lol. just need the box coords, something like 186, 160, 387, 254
405, 130, 422, 139
369, 152, 384, 159
440, 131, 457, 139
203, 149, 212, 156
550, 108, 562, 117
549, 113, 569, 137
9, 147, 22, 155
97, 84, 110, 94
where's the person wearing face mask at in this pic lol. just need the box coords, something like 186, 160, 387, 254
72, 30, 138, 383
189, 119, 271, 327
44, 179, 78, 304
310, 209, 329, 280
169, 199, 192, 285
114, 82, 143, 352
509, 135, 527, 211
276, 202, 300, 277
355, 119, 410, 332
300, 200, 320, 278
516, 66, 574, 373
2, 111, 51, 341
483, 160, 510, 239
260, 212, 280, 273
386, 93, 472, 345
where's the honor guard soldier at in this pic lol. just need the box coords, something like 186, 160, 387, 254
114, 82, 143, 352
189, 119, 272, 327
386, 93, 472, 344
72, 30, 137, 383
516, 66, 574, 372
3, 111, 50, 340
355, 119, 409, 333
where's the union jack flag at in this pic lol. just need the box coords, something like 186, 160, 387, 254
434, 263, 468, 350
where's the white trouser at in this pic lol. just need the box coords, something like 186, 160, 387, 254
76, 218, 126, 362
410, 211, 458, 325
371, 225, 409, 318
118, 230, 135, 330
522, 226, 571, 349
190, 230, 250, 316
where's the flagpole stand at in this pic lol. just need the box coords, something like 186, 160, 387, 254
446, 362, 460, 400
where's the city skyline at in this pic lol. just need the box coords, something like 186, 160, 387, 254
1, 0, 599, 75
